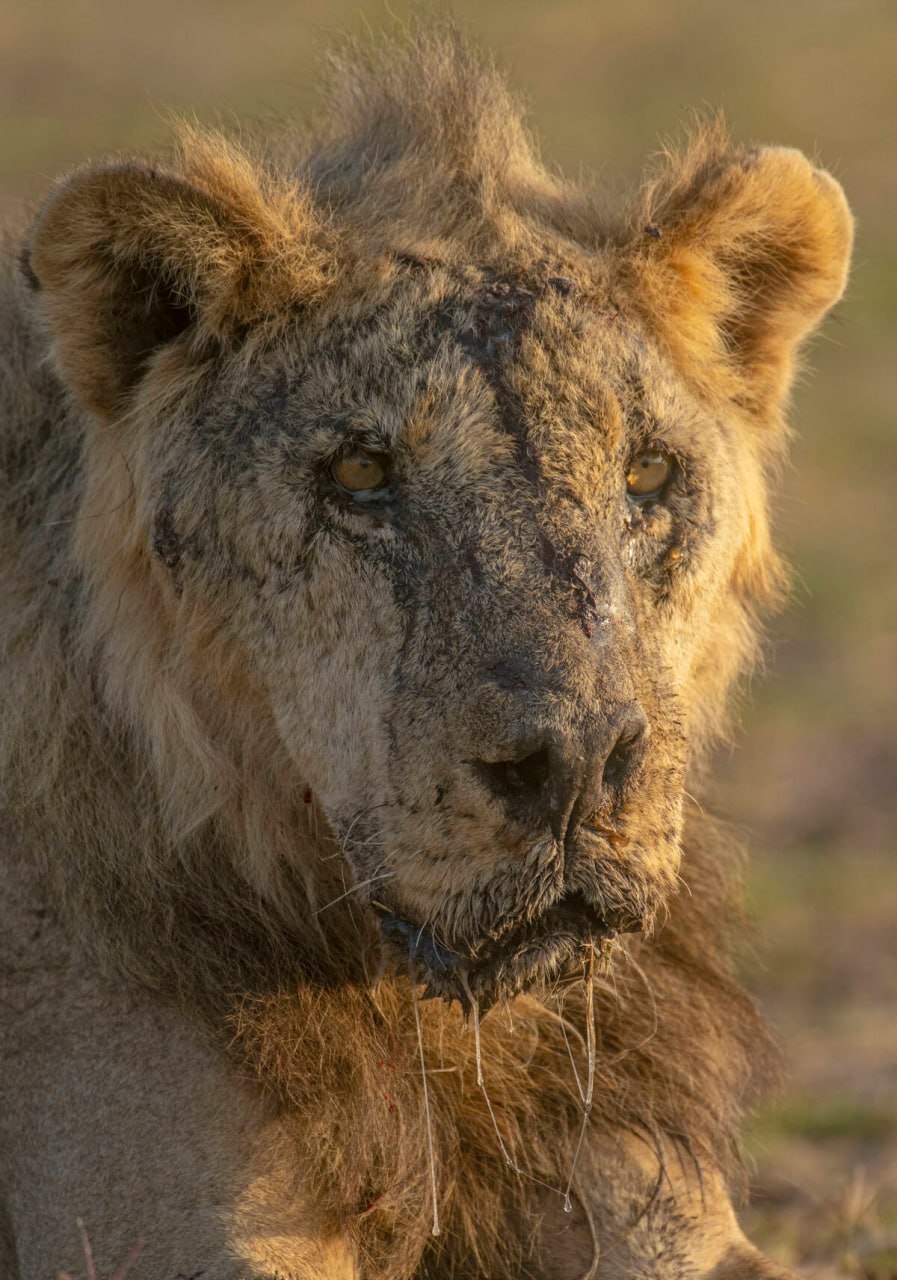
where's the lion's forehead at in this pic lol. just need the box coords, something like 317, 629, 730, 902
210, 275, 704, 480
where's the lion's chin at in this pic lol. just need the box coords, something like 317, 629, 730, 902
377, 890, 621, 1010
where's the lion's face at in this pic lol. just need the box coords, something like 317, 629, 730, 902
26, 128, 850, 1005
134, 267, 762, 1003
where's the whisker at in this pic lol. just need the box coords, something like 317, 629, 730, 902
682, 789, 705, 815
312, 871, 394, 915
607, 943, 659, 1063
321, 830, 385, 862
332, 803, 393, 860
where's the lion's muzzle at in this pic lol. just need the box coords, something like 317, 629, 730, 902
378, 888, 620, 1009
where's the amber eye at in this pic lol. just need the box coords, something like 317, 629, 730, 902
626, 450, 673, 499
331, 449, 390, 496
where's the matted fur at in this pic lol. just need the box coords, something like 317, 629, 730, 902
0, 26, 852, 1280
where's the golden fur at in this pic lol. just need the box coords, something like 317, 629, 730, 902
0, 28, 852, 1280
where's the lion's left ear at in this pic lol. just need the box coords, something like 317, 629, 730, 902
621, 128, 854, 422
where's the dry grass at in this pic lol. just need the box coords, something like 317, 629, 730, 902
57, 1220, 143, 1280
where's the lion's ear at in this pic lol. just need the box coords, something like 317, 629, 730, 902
622, 127, 853, 422
25, 144, 336, 421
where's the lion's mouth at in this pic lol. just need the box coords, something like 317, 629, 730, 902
377, 890, 619, 1008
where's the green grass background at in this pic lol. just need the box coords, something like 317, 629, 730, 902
2, 1, 894, 1274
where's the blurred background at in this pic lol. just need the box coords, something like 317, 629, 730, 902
2, 1, 894, 1274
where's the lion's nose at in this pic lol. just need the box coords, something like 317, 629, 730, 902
472, 704, 648, 838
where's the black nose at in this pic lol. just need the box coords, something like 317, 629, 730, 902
472, 705, 647, 837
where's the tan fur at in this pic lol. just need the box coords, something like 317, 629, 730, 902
0, 27, 852, 1280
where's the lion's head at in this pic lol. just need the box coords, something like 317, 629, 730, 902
21, 39, 851, 1012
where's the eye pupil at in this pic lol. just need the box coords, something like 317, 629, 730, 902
626, 450, 672, 498
332, 450, 390, 495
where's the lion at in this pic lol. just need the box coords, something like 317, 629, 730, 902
0, 28, 852, 1280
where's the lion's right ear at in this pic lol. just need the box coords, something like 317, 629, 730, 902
25, 144, 336, 421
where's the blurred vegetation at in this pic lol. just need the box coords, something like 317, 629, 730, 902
2, 1, 894, 1274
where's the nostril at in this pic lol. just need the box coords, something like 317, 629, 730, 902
602, 711, 648, 792
475, 745, 553, 806
603, 737, 635, 791
503, 746, 552, 795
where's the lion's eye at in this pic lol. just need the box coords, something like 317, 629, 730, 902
626, 450, 673, 499
331, 450, 390, 496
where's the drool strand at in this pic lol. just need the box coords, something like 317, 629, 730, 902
457, 968, 569, 1203
410, 967, 441, 1236
563, 948, 597, 1212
